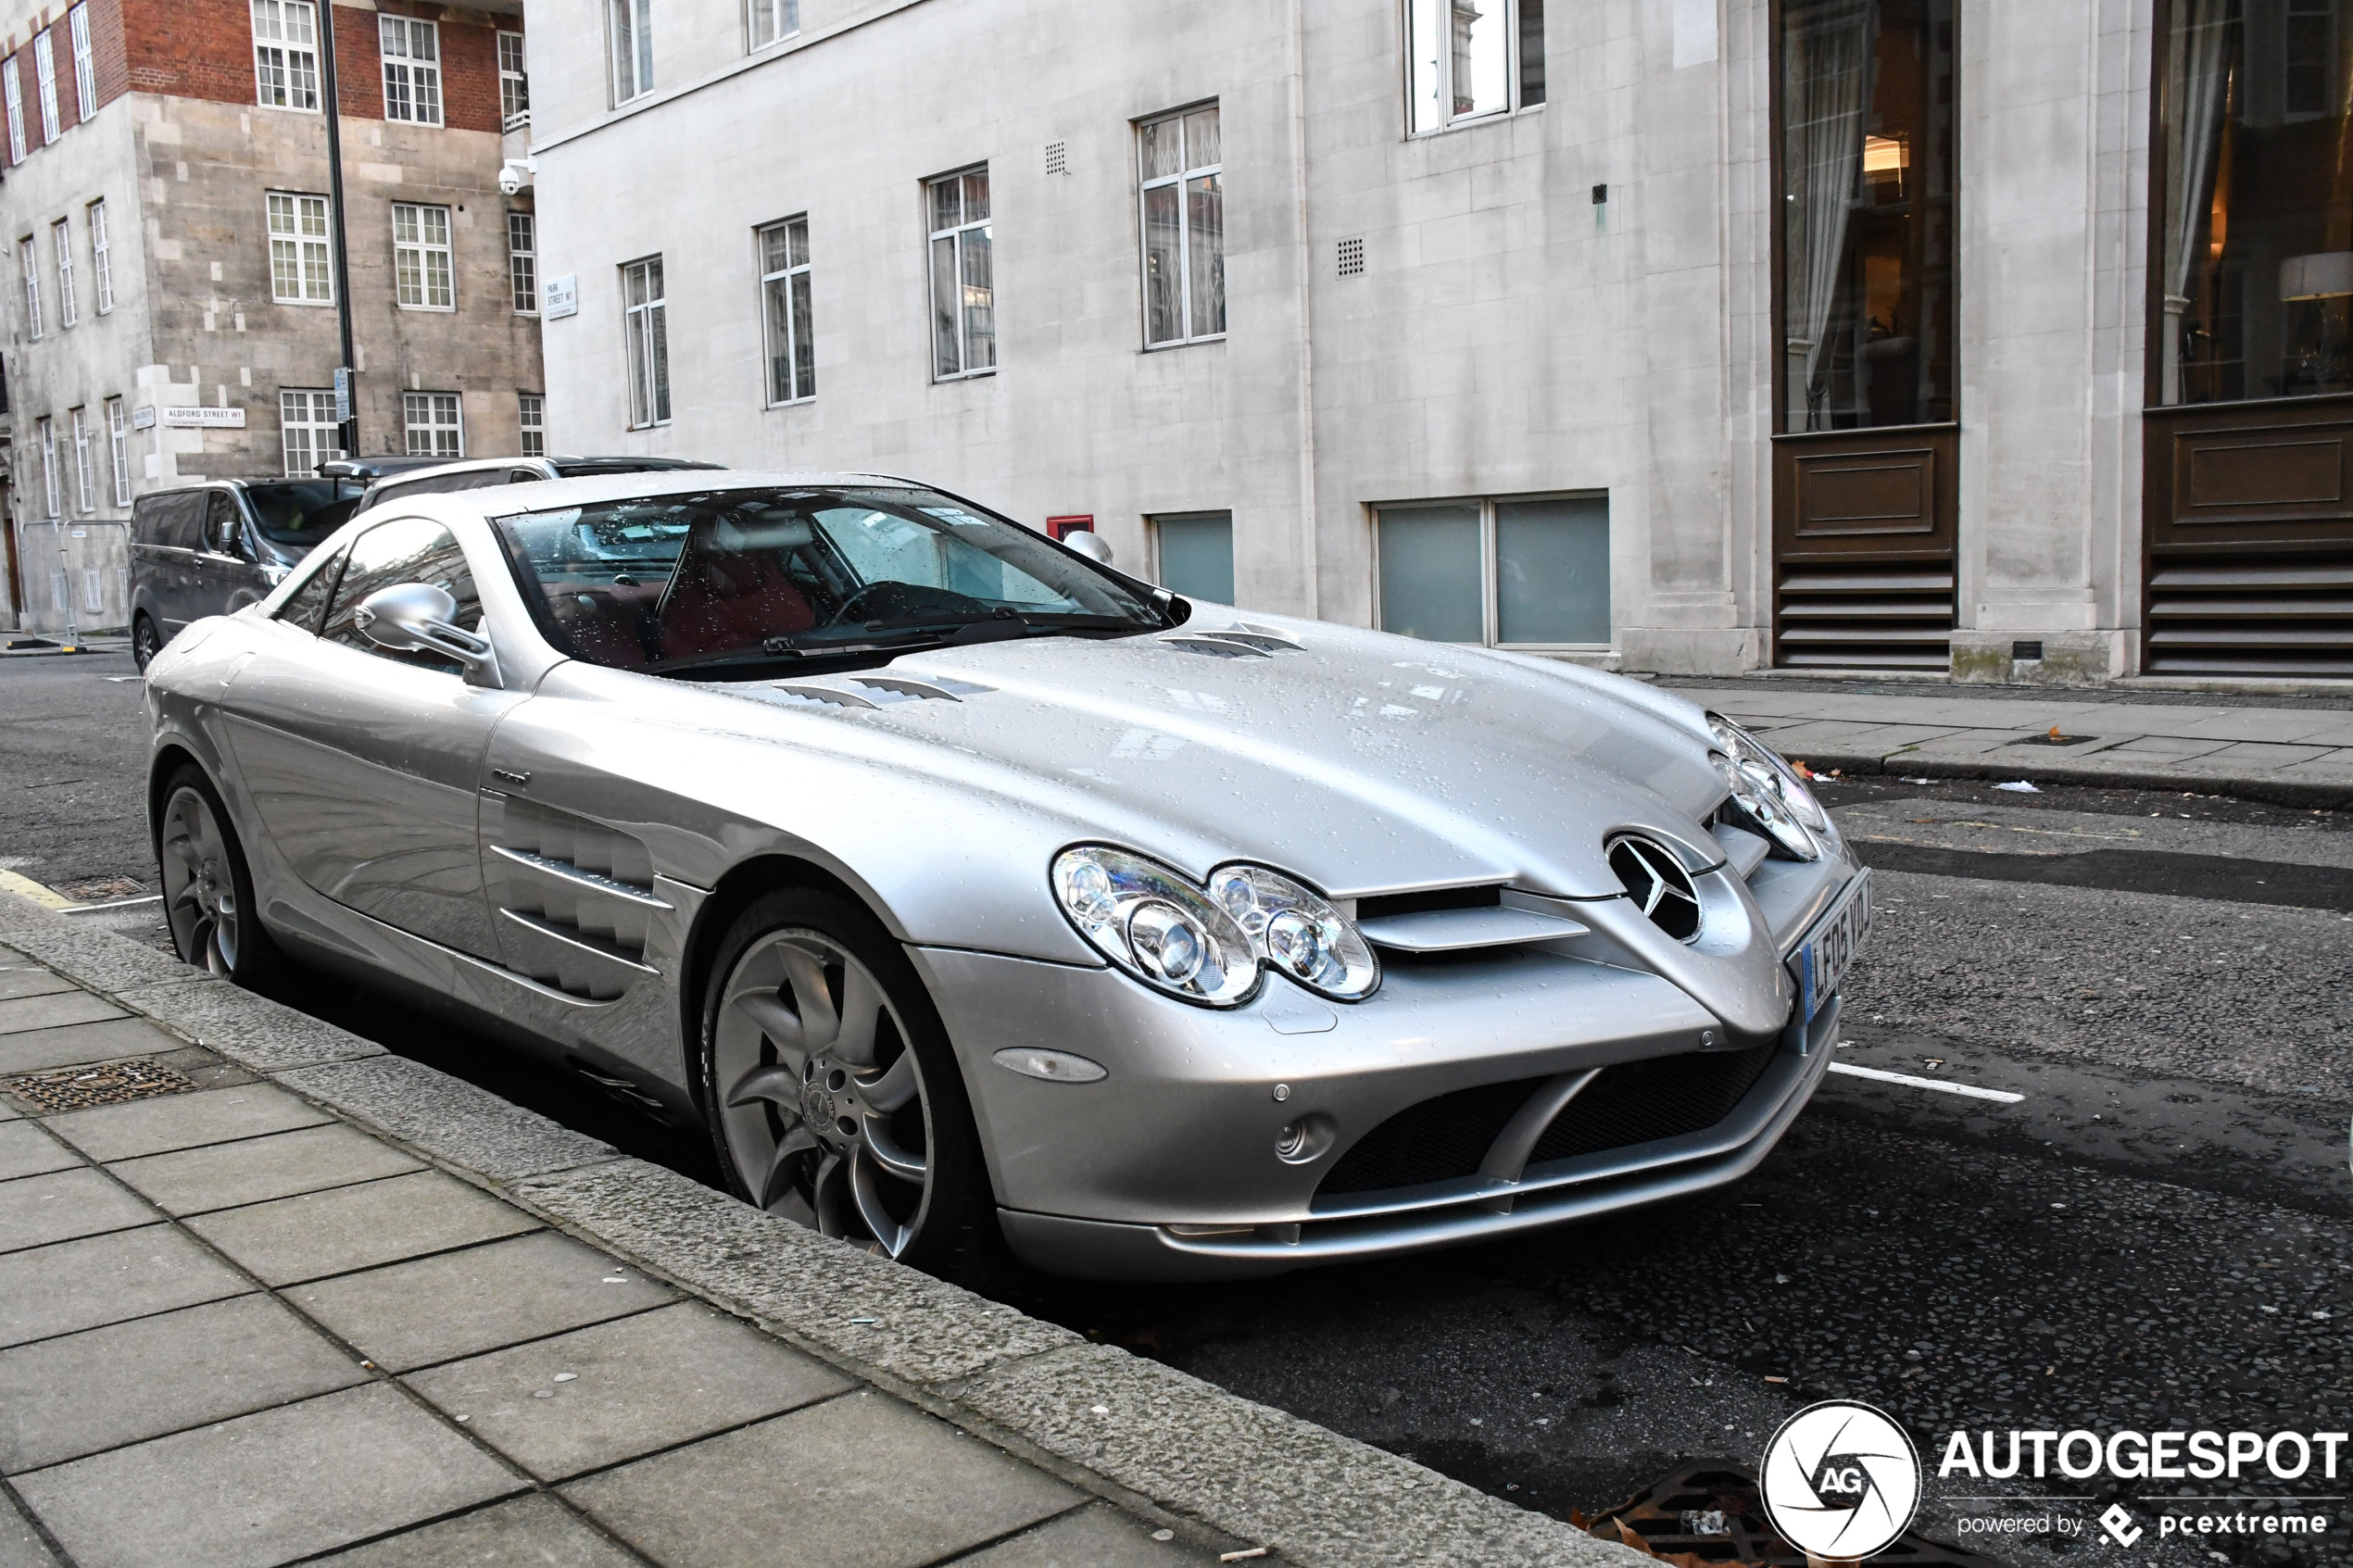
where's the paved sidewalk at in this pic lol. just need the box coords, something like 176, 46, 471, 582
0, 894, 1636, 1568
1665, 679, 2353, 804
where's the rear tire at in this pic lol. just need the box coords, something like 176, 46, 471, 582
131, 614, 161, 672
155, 765, 278, 984
698, 886, 1000, 1280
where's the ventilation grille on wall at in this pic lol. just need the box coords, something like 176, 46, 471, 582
1337, 236, 1365, 277
1044, 140, 1067, 176
1774, 565, 1955, 670
2145, 555, 2353, 678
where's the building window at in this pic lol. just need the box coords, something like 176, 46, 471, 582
88, 199, 111, 312
2158, 0, 2353, 403
609, 0, 652, 104
759, 216, 813, 405
33, 30, 58, 144
105, 395, 128, 506
4, 56, 24, 163
52, 219, 74, 328
380, 17, 442, 126
623, 256, 669, 426
1152, 511, 1235, 604
518, 392, 544, 456
69, 5, 93, 121
497, 31, 529, 126
926, 168, 994, 381
19, 236, 41, 338
1407, 0, 1544, 135
266, 191, 333, 304
37, 418, 57, 518
252, 0, 321, 111
749, 0, 797, 49
507, 210, 537, 313
1138, 104, 1224, 347
281, 388, 342, 475
402, 391, 463, 457
1374, 495, 1609, 646
393, 203, 455, 309
69, 407, 93, 513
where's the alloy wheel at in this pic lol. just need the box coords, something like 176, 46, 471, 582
711, 928, 935, 1257
132, 617, 159, 672
159, 785, 241, 975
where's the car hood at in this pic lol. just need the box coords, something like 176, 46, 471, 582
719, 611, 1726, 901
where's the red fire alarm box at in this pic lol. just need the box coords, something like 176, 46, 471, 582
1044, 515, 1094, 541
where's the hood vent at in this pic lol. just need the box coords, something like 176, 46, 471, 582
1159, 622, 1304, 659
769, 675, 993, 708
1606, 834, 1702, 942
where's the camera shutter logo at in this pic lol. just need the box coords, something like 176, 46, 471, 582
1760, 1399, 1921, 1560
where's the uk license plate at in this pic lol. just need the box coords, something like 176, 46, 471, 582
1793, 870, 1871, 1023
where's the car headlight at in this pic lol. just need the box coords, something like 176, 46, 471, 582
1051, 846, 1259, 1006
1706, 713, 1828, 860
1206, 864, 1379, 1001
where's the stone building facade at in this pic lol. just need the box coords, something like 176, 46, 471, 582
522, 0, 2348, 682
0, 0, 542, 633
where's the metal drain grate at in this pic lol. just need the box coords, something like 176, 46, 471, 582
6, 1058, 199, 1112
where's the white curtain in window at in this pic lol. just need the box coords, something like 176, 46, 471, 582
2159, 0, 2233, 405
1782, 0, 1872, 432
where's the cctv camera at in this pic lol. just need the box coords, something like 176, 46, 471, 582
498, 165, 525, 196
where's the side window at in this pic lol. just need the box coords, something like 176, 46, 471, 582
137, 493, 205, 550
274, 541, 346, 633
203, 494, 247, 556
320, 517, 481, 672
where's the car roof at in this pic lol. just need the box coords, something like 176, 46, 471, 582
317, 455, 456, 481
456, 468, 936, 517
361, 455, 725, 491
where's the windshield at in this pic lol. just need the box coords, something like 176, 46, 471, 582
494, 486, 1166, 675
245, 480, 362, 546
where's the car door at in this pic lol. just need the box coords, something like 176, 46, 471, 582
134, 491, 208, 633
190, 492, 264, 621
217, 514, 525, 960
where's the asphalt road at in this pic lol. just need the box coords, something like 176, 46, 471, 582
5, 651, 2348, 1567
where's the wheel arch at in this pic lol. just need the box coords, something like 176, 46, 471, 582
146, 741, 208, 847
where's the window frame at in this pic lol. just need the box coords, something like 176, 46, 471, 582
506, 209, 537, 314
391, 201, 455, 311
609, 0, 653, 105
497, 30, 529, 127
401, 390, 464, 458
925, 167, 995, 383
1136, 102, 1225, 349
251, 0, 322, 112
33, 29, 58, 144
87, 198, 111, 312
378, 15, 443, 127
518, 392, 544, 457
266, 190, 334, 305
105, 395, 129, 507
622, 255, 670, 427
748, 0, 798, 50
51, 218, 74, 329
758, 214, 814, 406
1368, 491, 1611, 650
280, 388, 343, 476
19, 235, 41, 338
37, 417, 58, 519
1403, 0, 1545, 138
68, 5, 94, 121
68, 406, 93, 513
4, 56, 24, 163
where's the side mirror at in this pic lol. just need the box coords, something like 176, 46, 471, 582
1063, 529, 1114, 567
354, 583, 502, 686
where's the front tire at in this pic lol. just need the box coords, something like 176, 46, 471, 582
156, 765, 276, 983
698, 887, 996, 1277
131, 614, 161, 672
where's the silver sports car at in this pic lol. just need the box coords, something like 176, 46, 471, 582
144, 471, 1869, 1281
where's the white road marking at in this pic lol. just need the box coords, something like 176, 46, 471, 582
1828, 1062, 2026, 1104
59, 893, 163, 912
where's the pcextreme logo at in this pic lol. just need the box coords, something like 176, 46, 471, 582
1760, 1400, 1923, 1561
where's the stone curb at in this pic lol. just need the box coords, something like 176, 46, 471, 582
1783, 747, 2353, 809
0, 906, 1646, 1568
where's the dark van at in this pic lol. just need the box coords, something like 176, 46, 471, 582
129, 478, 363, 670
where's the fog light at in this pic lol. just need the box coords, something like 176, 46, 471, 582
1276, 1122, 1306, 1159
1272, 1111, 1337, 1165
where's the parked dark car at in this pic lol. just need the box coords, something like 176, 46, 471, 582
129, 478, 363, 670
352, 455, 721, 516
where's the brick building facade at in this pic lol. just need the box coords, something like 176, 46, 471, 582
0, 0, 540, 633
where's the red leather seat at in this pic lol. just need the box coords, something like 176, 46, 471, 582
657, 546, 816, 660
550, 583, 662, 668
